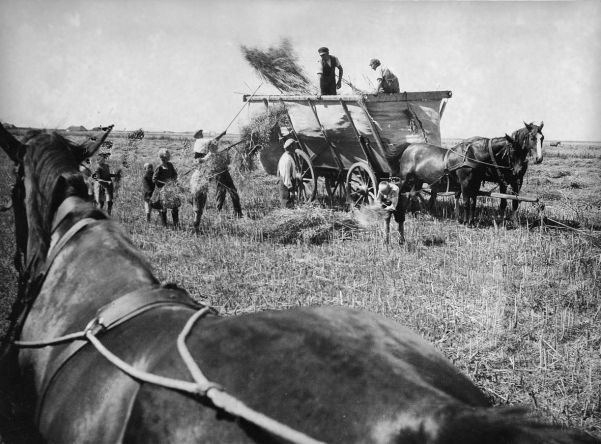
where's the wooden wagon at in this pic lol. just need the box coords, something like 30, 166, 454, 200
244, 91, 452, 207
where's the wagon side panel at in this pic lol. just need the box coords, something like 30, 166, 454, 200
365, 99, 443, 148
285, 102, 371, 171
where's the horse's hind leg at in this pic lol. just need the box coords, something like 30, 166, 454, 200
396, 195, 407, 244
497, 183, 508, 224
462, 191, 477, 227
427, 191, 435, 213
453, 191, 461, 222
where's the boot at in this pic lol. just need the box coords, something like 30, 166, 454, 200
146, 212, 151, 223
107, 202, 113, 216
160, 211, 168, 226
172, 210, 179, 229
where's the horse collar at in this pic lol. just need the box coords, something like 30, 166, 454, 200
51, 196, 85, 233
488, 139, 510, 186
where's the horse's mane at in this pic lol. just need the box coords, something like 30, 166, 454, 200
511, 127, 531, 153
18, 131, 100, 275
0, 130, 107, 363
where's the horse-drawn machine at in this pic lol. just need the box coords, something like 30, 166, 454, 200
244, 91, 452, 206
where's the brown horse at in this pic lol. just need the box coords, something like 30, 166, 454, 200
454, 121, 544, 226
386, 122, 544, 242
0, 123, 596, 444
385, 141, 468, 243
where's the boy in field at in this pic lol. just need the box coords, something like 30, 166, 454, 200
142, 162, 155, 222
152, 149, 179, 227
93, 151, 114, 215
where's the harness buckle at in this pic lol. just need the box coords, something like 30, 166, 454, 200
84, 317, 106, 337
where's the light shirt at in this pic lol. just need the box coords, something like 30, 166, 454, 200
193, 138, 218, 155
374, 65, 400, 93
277, 151, 298, 188
377, 183, 400, 209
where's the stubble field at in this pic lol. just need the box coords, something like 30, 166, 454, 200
0, 131, 600, 439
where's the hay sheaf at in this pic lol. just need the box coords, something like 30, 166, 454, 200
189, 152, 231, 193
241, 38, 314, 94
353, 203, 389, 227
235, 104, 291, 173
154, 180, 187, 209
251, 205, 360, 245
240, 104, 290, 147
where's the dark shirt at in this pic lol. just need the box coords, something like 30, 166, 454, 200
142, 170, 155, 200
94, 163, 113, 190
320, 55, 340, 95
152, 162, 177, 188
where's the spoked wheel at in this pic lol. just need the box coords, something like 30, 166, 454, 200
294, 149, 317, 202
346, 162, 377, 208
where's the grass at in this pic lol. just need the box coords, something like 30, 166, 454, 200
0, 135, 600, 439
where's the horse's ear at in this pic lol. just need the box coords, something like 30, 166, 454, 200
78, 124, 114, 160
523, 121, 533, 131
538, 121, 544, 131
0, 122, 26, 164
505, 133, 515, 144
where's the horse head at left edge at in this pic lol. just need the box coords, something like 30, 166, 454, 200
0, 122, 598, 444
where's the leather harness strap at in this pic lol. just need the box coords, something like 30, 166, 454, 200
487, 138, 508, 186
32, 197, 206, 421
36, 285, 203, 422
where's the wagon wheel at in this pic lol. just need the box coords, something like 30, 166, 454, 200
346, 162, 377, 208
294, 149, 317, 202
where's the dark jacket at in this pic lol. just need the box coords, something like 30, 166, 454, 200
142, 170, 155, 201
320, 55, 340, 95
152, 162, 177, 188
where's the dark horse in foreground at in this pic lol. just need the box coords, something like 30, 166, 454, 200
386, 122, 544, 242
0, 123, 594, 443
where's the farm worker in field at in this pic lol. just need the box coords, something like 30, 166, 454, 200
153, 149, 179, 227
142, 163, 155, 223
377, 181, 402, 244
93, 151, 115, 215
317, 47, 343, 95
369, 59, 400, 95
277, 138, 300, 208
79, 158, 94, 198
191, 129, 243, 221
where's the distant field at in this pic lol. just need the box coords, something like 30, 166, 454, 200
0, 133, 600, 439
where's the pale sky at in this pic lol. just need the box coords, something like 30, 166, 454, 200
1, 0, 600, 141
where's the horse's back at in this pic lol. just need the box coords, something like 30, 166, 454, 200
118, 306, 490, 443
398, 143, 453, 186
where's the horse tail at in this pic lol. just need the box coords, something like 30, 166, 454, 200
385, 142, 411, 177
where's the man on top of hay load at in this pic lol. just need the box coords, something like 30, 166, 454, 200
317, 47, 343, 95
368, 58, 400, 95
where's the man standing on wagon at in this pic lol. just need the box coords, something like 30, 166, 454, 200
317, 47, 343, 95
369, 58, 400, 95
